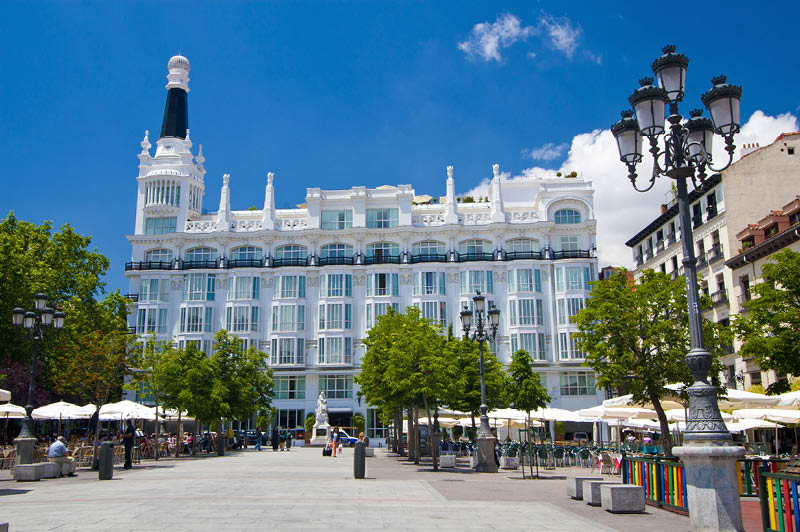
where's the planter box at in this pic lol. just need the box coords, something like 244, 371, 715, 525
364, 448, 375, 457
501, 456, 520, 470
439, 455, 456, 468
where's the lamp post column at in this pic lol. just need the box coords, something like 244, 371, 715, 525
474, 336, 497, 473
14, 336, 39, 465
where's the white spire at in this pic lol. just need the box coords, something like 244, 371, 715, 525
489, 163, 505, 222
262, 172, 275, 230
216, 174, 231, 231
138, 130, 152, 162
444, 165, 458, 224
166, 54, 190, 92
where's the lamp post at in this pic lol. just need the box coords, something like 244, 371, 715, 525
611, 45, 744, 531
12, 293, 66, 464
459, 291, 500, 473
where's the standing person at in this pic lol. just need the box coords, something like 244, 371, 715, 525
271, 427, 280, 452
279, 428, 286, 451
254, 428, 262, 451
331, 426, 340, 457
122, 419, 135, 470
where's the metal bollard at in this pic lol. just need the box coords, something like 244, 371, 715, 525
354, 441, 366, 479
98, 442, 114, 480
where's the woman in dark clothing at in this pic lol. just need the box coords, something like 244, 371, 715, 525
331, 426, 340, 457
271, 427, 280, 452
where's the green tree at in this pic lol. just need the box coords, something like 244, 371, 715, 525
734, 250, 800, 378
575, 270, 731, 457
127, 339, 175, 459
507, 349, 550, 478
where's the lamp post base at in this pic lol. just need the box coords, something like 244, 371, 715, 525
673, 444, 745, 532
14, 437, 36, 466
474, 435, 498, 473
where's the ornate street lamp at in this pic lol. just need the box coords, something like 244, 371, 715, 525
459, 291, 500, 473
611, 45, 744, 531
12, 293, 65, 465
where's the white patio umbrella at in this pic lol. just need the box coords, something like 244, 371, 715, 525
100, 400, 157, 420
32, 401, 91, 420
603, 394, 684, 410
664, 384, 780, 409
776, 391, 800, 408
732, 409, 800, 425
665, 408, 734, 423
726, 419, 781, 432
0, 403, 25, 418
0, 389, 10, 402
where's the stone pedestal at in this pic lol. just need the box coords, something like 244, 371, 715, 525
439, 454, 456, 468
474, 436, 498, 473
309, 424, 330, 447
14, 437, 36, 466
14, 463, 46, 481
673, 444, 745, 532
566, 476, 603, 500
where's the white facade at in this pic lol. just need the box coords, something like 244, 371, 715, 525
125, 56, 604, 438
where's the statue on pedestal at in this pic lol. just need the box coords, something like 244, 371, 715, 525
309, 392, 332, 446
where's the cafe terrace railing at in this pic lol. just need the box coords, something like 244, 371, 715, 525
759, 471, 800, 532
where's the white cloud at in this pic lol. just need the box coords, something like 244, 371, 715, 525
458, 13, 533, 63
536, 14, 581, 59
524, 142, 568, 161
459, 110, 798, 269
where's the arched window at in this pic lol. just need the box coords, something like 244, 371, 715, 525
505, 238, 539, 253
185, 247, 217, 262
366, 242, 399, 258
230, 246, 263, 261
145, 249, 173, 263
458, 239, 490, 255
321, 243, 353, 258
554, 209, 581, 224
275, 245, 307, 259
412, 240, 445, 257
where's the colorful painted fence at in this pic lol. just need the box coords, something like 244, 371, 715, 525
621, 455, 688, 513
740, 457, 789, 497
759, 472, 800, 532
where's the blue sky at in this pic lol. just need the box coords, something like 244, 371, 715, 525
2, 1, 799, 294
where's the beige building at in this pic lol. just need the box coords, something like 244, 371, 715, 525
725, 195, 800, 390
625, 132, 800, 386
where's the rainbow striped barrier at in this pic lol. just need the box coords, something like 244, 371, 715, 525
759, 472, 800, 532
621, 455, 688, 513
739, 457, 789, 497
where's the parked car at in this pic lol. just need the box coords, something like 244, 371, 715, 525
336, 429, 358, 447
572, 432, 589, 442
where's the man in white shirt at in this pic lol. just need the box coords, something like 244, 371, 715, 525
48, 436, 76, 477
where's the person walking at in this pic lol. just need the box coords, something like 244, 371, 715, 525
331, 426, 340, 457
285, 429, 293, 451
271, 427, 280, 452
254, 428, 262, 451
122, 419, 135, 470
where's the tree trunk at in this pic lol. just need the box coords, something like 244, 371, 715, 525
175, 413, 182, 458
154, 403, 160, 461
394, 408, 404, 456
650, 393, 673, 458
423, 395, 438, 471
413, 406, 420, 465
92, 404, 102, 470
406, 406, 415, 462
217, 420, 225, 456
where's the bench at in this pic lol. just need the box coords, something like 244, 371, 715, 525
583, 480, 618, 506
600, 484, 645, 513
14, 462, 47, 481
566, 477, 603, 500
42, 462, 60, 478
439, 455, 456, 468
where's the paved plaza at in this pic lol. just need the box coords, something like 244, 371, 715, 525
0, 446, 698, 532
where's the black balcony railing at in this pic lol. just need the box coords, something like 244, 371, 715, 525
504, 250, 544, 261
227, 258, 265, 268
696, 254, 708, 268
124, 293, 139, 302
552, 249, 591, 260
457, 252, 494, 262
318, 255, 355, 266
710, 289, 729, 307
737, 293, 751, 310
655, 239, 665, 252
364, 255, 400, 265
666, 232, 676, 245
125, 260, 174, 271
410, 253, 448, 263
181, 260, 218, 270
272, 257, 308, 267
708, 244, 724, 263
634, 255, 643, 268
644, 248, 653, 261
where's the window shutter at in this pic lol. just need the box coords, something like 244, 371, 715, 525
299, 276, 306, 298
534, 269, 542, 292
298, 305, 305, 331
392, 274, 399, 296
486, 271, 493, 293
413, 272, 419, 296
345, 274, 352, 296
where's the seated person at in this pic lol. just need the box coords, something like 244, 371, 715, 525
48, 436, 76, 477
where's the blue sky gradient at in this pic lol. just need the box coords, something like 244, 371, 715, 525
2, 1, 798, 293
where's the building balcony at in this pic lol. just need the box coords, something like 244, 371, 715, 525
666, 232, 677, 246
271, 257, 309, 268
644, 248, 653, 261
634, 255, 643, 268
696, 254, 708, 269
505, 250, 544, 261
410, 253, 448, 263
707, 205, 718, 219
125, 260, 174, 271
181, 260, 219, 270
692, 214, 704, 229
710, 289, 729, 308
124, 293, 139, 302
226, 258, 266, 268
707, 244, 724, 264
318, 255, 355, 266
655, 239, 665, 252
737, 293, 751, 311
364, 255, 400, 265
457, 252, 494, 263
552, 249, 592, 260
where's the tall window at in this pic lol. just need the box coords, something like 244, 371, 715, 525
320, 274, 352, 297
366, 242, 399, 259
559, 333, 569, 359
510, 332, 545, 360
185, 247, 217, 263
506, 238, 538, 252
558, 236, 579, 251
230, 246, 262, 261
274, 376, 306, 399
508, 298, 541, 326
554, 209, 581, 224
459, 239, 490, 254
318, 337, 353, 364
144, 217, 177, 235
275, 245, 307, 260
367, 409, 388, 439
275, 275, 306, 299
366, 302, 398, 329
270, 338, 305, 365
319, 303, 352, 330
271, 304, 305, 332
226, 305, 259, 332
321, 244, 353, 258
140, 279, 169, 302
560, 371, 596, 396
145, 249, 173, 263
228, 276, 260, 300
569, 334, 584, 359
366, 208, 398, 228
366, 273, 399, 296
413, 272, 446, 296
319, 374, 353, 398
416, 301, 447, 327
459, 271, 493, 294
277, 409, 305, 429
567, 298, 584, 322
179, 306, 213, 333
566, 267, 583, 290
412, 241, 445, 257
508, 269, 541, 293
137, 308, 169, 334
183, 274, 216, 301
321, 210, 353, 230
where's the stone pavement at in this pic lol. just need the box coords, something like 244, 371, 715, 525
1, 447, 693, 531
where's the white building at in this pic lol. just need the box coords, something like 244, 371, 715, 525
125, 55, 603, 440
